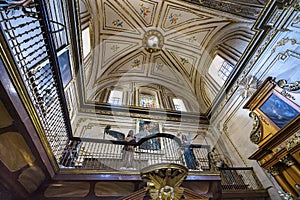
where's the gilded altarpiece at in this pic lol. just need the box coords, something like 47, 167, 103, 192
244, 77, 300, 198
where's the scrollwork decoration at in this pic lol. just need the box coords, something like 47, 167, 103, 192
286, 131, 300, 151
277, 79, 300, 100
277, 79, 300, 91
249, 112, 262, 144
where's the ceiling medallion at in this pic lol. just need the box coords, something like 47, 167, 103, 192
143, 30, 164, 53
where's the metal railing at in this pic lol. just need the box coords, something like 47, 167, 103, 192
59, 133, 211, 171
219, 167, 264, 190
0, 0, 71, 163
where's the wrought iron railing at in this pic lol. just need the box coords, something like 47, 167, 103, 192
219, 167, 264, 190
59, 133, 211, 171
0, 0, 71, 163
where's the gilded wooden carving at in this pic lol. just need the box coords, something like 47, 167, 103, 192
141, 163, 188, 200
249, 111, 262, 144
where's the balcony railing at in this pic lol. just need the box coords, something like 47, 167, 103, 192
59, 133, 211, 171
220, 167, 264, 191
0, 0, 71, 164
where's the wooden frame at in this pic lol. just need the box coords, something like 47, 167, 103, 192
258, 90, 300, 129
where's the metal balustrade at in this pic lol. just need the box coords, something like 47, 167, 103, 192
220, 167, 264, 190
0, 1, 71, 163
59, 134, 211, 171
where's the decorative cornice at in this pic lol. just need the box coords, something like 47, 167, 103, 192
79, 105, 208, 124
187, 0, 265, 20
285, 131, 300, 151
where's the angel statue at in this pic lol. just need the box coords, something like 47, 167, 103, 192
104, 125, 136, 169
104, 125, 125, 141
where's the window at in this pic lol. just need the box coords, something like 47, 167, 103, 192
173, 98, 187, 111
81, 27, 91, 58
218, 61, 234, 81
108, 90, 123, 105
140, 93, 157, 108
208, 55, 234, 86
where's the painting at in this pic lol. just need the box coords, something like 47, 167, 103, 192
260, 93, 299, 128
135, 119, 162, 150
57, 50, 72, 87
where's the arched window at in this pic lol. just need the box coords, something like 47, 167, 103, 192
108, 90, 123, 105
218, 60, 234, 81
208, 55, 234, 85
81, 27, 91, 58
173, 98, 187, 111
79, 0, 91, 58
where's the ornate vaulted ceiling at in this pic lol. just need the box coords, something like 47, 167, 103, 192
79, 0, 267, 115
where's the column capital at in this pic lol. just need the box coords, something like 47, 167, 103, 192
280, 155, 295, 167
268, 166, 280, 176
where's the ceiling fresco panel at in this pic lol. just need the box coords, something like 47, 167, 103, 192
149, 55, 184, 84
168, 28, 212, 51
102, 1, 142, 34
161, 3, 211, 32
123, 0, 161, 27
101, 39, 140, 69
111, 52, 147, 75
165, 47, 199, 80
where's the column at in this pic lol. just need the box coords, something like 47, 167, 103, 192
280, 155, 300, 190
268, 166, 297, 198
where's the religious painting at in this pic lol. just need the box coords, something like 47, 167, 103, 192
135, 119, 162, 151
139, 93, 157, 108
260, 93, 299, 128
57, 50, 72, 87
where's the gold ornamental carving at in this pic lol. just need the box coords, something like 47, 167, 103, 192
286, 131, 300, 150
249, 111, 262, 144
268, 166, 280, 176
141, 163, 188, 200
280, 155, 295, 167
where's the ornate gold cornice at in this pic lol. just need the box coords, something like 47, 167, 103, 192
285, 131, 300, 151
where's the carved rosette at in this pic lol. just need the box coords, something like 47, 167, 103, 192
280, 155, 295, 167
141, 163, 188, 200
249, 112, 262, 144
